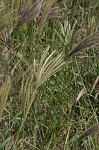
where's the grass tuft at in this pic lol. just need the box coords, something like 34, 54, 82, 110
0, 0, 99, 149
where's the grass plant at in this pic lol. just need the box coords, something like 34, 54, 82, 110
0, 0, 99, 149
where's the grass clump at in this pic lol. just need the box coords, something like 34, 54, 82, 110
0, 0, 99, 149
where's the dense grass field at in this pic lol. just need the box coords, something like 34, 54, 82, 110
0, 0, 99, 149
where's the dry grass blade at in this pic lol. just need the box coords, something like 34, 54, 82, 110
0, 77, 11, 120
0, 11, 14, 32
78, 123, 99, 141
68, 32, 99, 58
90, 75, 99, 95
38, 0, 56, 36
76, 88, 85, 102
14, 0, 42, 29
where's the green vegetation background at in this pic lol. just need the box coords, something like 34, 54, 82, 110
0, 0, 99, 149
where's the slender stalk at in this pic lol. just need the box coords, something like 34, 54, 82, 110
14, 89, 37, 145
